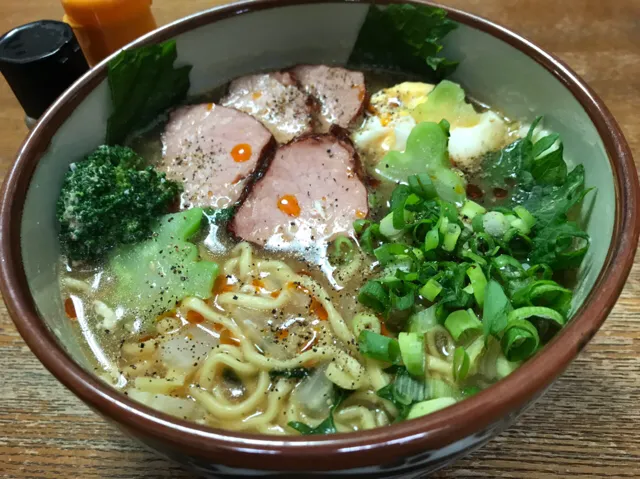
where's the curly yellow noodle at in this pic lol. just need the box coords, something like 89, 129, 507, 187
117, 242, 390, 435
189, 371, 271, 420
217, 289, 292, 310
296, 275, 355, 346
332, 249, 364, 287
335, 405, 377, 431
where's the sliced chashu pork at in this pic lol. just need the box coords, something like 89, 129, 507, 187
292, 65, 366, 132
230, 134, 368, 248
221, 72, 313, 144
159, 103, 275, 209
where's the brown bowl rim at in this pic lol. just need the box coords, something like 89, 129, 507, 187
0, 0, 638, 472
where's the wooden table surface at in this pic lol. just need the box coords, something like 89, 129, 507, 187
0, 1, 638, 478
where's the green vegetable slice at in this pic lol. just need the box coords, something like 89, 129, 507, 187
466, 264, 488, 307
452, 346, 470, 381
106, 208, 218, 322
373, 121, 466, 205
411, 80, 480, 128
407, 397, 457, 419
358, 330, 402, 364
398, 332, 425, 376
444, 309, 482, 342
500, 319, 540, 362
482, 280, 513, 339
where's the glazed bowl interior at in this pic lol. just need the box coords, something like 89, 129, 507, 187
3, 0, 637, 472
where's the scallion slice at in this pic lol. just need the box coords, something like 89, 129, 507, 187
424, 227, 440, 251
420, 279, 442, 301
358, 280, 389, 314
407, 397, 457, 419
500, 318, 540, 362
328, 235, 355, 265
443, 223, 462, 251
444, 309, 482, 341
466, 264, 487, 307
398, 332, 426, 376
452, 346, 470, 382
460, 200, 486, 220
408, 306, 438, 334
513, 205, 536, 229
358, 330, 401, 364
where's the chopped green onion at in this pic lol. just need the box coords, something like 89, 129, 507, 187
399, 332, 425, 376
482, 280, 513, 338
496, 354, 521, 379
412, 219, 434, 243
511, 280, 572, 316
510, 218, 531, 235
442, 223, 462, 251
463, 284, 474, 294
408, 306, 438, 334
328, 235, 355, 265
465, 335, 485, 376
358, 330, 401, 364
424, 227, 440, 251
392, 367, 426, 405
471, 214, 485, 232
444, 309, 482, 341
351, 313, 381, 337
461, 386, 481, 397
514, 205, 536, 229
426, 378, 458, 399
452, 346, 470, 382
358, 280, 389, 314
353, 219, 370, 234
460, 200, 486, 220
438, 215, 449, 234
526, 263, 553, 280
420, 279, 442, 301
379, 212, 404, 240
509, 306, 565, 328
466, 264, 487, 307
408, 173, 437, 199
492, 255, 526, 282
374, 243, 411, 266
461, 249, 487, 266
501, 318, 540, 362
407, 397, 457, 419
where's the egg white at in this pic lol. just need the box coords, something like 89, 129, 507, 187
352, 82, 516, 174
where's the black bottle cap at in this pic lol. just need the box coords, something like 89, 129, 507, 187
0, 20, 89, 120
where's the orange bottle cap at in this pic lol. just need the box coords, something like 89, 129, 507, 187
61, 0, 153, 27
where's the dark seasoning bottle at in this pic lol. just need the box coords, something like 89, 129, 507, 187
0, 20, 89, 129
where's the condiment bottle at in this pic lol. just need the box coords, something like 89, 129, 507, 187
0, 20, 89, 128
61, 0, 157, 66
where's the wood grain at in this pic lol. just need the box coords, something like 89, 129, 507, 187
0, 1, 638, 478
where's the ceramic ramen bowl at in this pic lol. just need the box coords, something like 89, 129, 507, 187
0, 0, 638, 477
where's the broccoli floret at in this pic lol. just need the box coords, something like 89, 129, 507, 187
56, 145, 181, 262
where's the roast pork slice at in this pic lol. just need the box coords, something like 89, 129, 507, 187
160, 103, 275, 209
230, 134, 368, 249
292, 65, 366, 132
221, 72, 313, 144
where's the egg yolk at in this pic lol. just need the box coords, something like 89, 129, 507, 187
277, 195, 301, 217
231, 144, 252, 162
